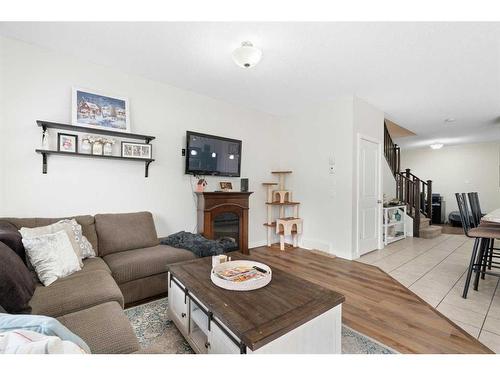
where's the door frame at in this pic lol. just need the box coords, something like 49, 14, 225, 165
355, 133, 383, 258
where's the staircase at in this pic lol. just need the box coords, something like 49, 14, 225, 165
384, 122, 442, 239
419, 217, 441, 239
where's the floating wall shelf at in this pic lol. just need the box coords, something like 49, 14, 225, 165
37, 120, 156, 142
35, 120, 156, 177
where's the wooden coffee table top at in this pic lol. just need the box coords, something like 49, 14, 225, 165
167, 252, 345, 351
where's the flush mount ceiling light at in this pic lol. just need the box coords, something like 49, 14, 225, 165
232, 41, 262, 69
430, 143, 444, 150
444, 118, 456, 123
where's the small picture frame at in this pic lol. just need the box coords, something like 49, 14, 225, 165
57, 133, 78, 153
121, 141, 152, 159
220, 182, 233, 191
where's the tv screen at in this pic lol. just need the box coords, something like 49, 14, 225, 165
185, 131, 242, 177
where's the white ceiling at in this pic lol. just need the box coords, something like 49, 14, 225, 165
1, 22, 500, 149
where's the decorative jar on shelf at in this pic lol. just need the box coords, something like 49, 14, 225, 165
81, 139, 91, 154
103, 141, 113, 156
92, 141, 103, 155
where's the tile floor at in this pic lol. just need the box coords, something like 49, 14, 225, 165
358, 234, 500, 353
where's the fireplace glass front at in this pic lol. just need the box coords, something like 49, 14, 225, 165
213, 212, 239, 251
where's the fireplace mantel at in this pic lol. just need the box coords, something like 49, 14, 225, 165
196, 191, 253, 254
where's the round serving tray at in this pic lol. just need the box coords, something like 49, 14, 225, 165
211, 260, 272, 291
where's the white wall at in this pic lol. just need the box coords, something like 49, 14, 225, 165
401, 141, 500, 220
0, 36, 281, 246
278, 97, 355, 258
0, 36, 388, 258
382, 159, 397, 201
278, 96, 384, 259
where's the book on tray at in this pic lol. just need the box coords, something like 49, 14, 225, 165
215, 266, 266, 283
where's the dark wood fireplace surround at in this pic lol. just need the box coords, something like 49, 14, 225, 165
196, 191, 253, 254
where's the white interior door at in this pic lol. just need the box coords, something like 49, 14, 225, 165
357, 136, 381, 256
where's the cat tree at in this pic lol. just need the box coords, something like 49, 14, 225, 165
262, 171, 303, 250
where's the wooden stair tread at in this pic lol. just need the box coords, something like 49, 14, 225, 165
262, 182, 278, 186
271, 171, 293, 174
266, 201, 300, 206
420, 226, 441, 232
419, 225, 442, 239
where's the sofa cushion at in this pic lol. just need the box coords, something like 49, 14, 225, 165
30, 270, 123, 317
2, 216, 98, 255
103, 244, 196, 284
57, 301, 140, 354
81, 257, 111, 274
95, 212, 160, 256
48, 257, 111, 282
119, 273, 169, 305
0, 242, 36, 314
0, 221, 25, 262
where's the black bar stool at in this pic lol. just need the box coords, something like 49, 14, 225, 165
468, 192, 500, 273
455, 193, 500, 298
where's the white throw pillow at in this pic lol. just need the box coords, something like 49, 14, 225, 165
22, 230, 81, 286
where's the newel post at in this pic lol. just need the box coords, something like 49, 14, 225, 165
427, 180, 433, 224
405, 168, 411, 204
414, 181, 421, 237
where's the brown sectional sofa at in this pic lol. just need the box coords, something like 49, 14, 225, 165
2, 211, 196, 354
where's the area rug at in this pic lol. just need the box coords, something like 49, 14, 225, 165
125, 298, 395, 354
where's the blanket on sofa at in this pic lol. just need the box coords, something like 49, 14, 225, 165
160, 231, 237, 258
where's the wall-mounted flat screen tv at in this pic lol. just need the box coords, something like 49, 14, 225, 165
185, 131, 242, 177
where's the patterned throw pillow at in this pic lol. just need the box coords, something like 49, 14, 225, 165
22, 230, 81, 286
58, 219, 96, 259
20, 223, 83, 266
20, 219, 96, 264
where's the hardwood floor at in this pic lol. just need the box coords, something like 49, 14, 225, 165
249, 246, 493, 353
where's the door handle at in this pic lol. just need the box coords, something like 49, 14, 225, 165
377, 200, 382, 204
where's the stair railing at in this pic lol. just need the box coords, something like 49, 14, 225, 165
385, 119, 433, 237
384, 121, 400, 176
396, 172, 421, 235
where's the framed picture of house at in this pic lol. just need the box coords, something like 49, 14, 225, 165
72, 87, 130, 133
